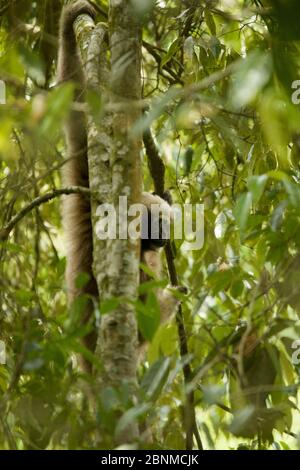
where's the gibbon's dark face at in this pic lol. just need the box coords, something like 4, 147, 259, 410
141, 207, 170, 251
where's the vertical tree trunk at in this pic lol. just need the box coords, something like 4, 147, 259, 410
73, 0, 142, 442
95, 0, 142, 441
85, 22, 113, 310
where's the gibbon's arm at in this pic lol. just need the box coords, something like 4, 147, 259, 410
57, 1, 98, 373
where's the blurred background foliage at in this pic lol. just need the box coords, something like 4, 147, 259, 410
0, 0, 300, 450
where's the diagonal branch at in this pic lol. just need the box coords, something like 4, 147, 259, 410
0, 186, 91, 241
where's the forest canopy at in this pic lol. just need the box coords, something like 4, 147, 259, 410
0, 0, 300, 451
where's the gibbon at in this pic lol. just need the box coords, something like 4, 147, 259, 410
57, 0, 180, 372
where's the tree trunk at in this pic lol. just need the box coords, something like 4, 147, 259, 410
74, 0, 142, 443
95, 1, 142, 442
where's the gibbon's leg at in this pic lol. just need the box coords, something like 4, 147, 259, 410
157, 286, 182, 323
58, 1, 97, 374
142, 247, 180, 322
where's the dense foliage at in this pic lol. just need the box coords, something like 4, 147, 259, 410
0, 0, 300, 450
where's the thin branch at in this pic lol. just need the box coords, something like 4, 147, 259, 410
143, 128, 165, 196
0, 186, 91, 241
143, 127, 203, 451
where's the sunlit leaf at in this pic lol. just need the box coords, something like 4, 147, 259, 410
229, 51, 272, 109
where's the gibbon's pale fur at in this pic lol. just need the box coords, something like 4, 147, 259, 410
57, 0, 178, 372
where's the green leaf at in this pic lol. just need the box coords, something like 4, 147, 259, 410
267, 170, 288, 181
279, 348, 295, 385
18, 44, 45, 86
234, 192, 252, 233
70, 295, 89, 321
138, 278, 166, 296
101, 297, 122, 315
283, 180, 300, 207
15, 289, 34, 305
137, 293, 161, 341
214, 211, 228, 239
271, 201, 288, 231
86, 89, 103, 121
208, 36, 222, 59
230, 279, 244, 298
100, 387, 119, 413
229, 51, 272, 109
205, 10, 216, 36
115, 404, 151, 439
161, 38, 181, 68
141, 356, 171, 401
202, 384, 226, 405
183, 146, 194, 176
248, 174, 268, 204
40, 83, 74, 137
75, 272, 90, 289
229, 405, 256, 436
280, 441, 291, 450
23, 358, 44, 371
